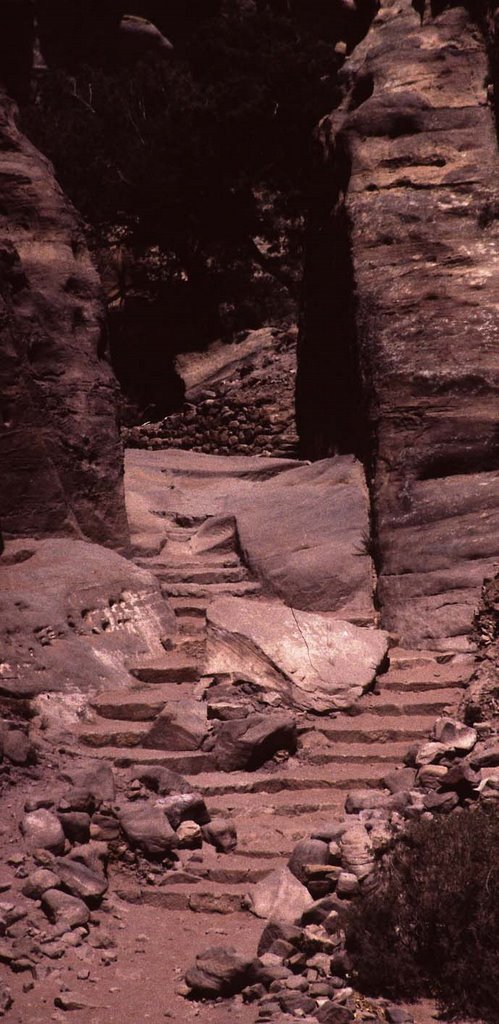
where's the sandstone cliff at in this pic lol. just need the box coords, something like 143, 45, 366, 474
0, 90, 128, 548
298, 0, 499, 650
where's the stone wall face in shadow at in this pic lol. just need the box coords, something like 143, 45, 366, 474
0, 90, 129, 549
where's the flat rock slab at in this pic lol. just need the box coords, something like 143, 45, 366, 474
206, 597, 388, 713
125, 449, 375, 623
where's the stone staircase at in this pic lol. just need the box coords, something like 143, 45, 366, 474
74, 512, 476, 914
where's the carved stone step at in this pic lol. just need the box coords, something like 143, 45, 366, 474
188, 761, 399, 797
114, 879, 251, 915
90, 683, 199, 721
298, 739, 411, 766
170, 599, 208, 618
128, 655, 201, 684
377, 663, 473, 693
361, 687, 458, 716
84, 747, 216, 773
316, 713, 437, 744
77, 719, 149, 749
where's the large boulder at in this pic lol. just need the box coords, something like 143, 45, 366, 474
62, 764, 116, 808
55, 858, 108, 907
143, 700, 208, 751
288, 839, 330, 885
125, 449, 376, 623
433, 718, 477, 755
130, 765, 193, 795
41, 888, 90, 930
20, 809, 65, 854
202, 818, 237, 853
157, 792, 209, 830
0, 726, 35, 765
339, 826, 374, 881
118, 16, 173, 63
207, 598, 388, 713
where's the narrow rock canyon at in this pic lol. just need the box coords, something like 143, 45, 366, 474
0, 3, 498, 1024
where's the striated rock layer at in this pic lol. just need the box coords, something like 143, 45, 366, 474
0, 537, 175, 708
299, 0, 499, 649
0, 90, 128, 548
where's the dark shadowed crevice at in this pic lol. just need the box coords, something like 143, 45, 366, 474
296, 133, 370, 465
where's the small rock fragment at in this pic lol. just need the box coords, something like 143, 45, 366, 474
202, 817, 237, 853
176, 821, 202, 847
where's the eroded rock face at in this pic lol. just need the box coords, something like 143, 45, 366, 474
0, 538, 175, 708
298, 0, 499, 649
0, 90, 128, 549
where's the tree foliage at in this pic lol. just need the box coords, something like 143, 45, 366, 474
23, 7, 341, 306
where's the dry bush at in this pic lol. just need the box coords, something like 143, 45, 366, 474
346, 808, 499, 1023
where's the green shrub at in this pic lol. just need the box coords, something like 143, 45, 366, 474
346, 808, 499, 1023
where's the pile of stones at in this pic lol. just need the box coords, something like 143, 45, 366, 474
0, 760, 237, 1006
183, 712, 499, 1022
181, 807, 396, 1020
123, 387, 295, 457
122, 326, 299, 458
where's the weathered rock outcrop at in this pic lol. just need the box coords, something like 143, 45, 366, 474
0, 91, 128, 548
0, 538, 174, 707
298, 0, 499, 649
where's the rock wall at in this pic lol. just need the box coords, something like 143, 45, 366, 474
298, 0, 499, 649
0, 90, 129, 548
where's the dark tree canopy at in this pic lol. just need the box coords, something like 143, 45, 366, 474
21, 2, 349, 418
